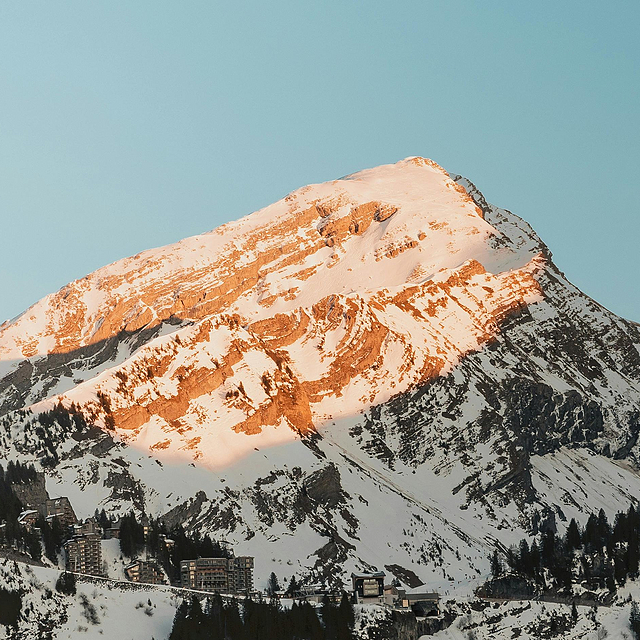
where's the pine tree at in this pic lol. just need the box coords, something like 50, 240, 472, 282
97, 508, 110, 530
541, 528, 556, 566
225, 598, 244, 640
0, 588, 22, 629
628, 519, 640, 579
337, 591, 355, 640
119, 511, 145, 558
490, 548, 502, 578
267, 571, 280, 597
300, 601, 324, 640
286, 575, 299, 597
169, 598, 189, 640
615, 551, 628, 586
566, 519, 582, 551
184, 596, 208, 640
571, 601, 578, 624
321, 595, 338, 640
518, 539, 532, 576
583, 513, 599, 552
597, 509, 611, 547
243, 598, 259, 640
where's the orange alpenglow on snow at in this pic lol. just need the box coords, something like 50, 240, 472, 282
0, 158, 544, 468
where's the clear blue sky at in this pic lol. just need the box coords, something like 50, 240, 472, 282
1, 1, 638, 323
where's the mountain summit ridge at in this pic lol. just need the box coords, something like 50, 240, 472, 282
0, 157, 536, 358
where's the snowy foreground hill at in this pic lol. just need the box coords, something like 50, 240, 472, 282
1, 157, 640, 637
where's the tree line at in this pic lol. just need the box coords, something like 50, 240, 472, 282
1, 461, 38, 485
169, 592, 355, 640
493, 503, 640, 592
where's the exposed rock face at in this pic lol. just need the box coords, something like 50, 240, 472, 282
477, 574, 537, 599
1, 157, 640, 594
10, 472, 49, 514
304, 464, 345, 508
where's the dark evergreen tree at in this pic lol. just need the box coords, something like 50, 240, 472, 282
583, 513, 599, 552
225, 598, 245, 640
628, 518, 640, 579
55, 571, 77, 596
540, 529, 556, 566
286, 575, 299, 597
242, 598, 259, 640
529, 541, 541, 577
39, 515, 64, 563
119, 511, 145, 558
597, 509, 611, 545
337, 591, 355, 640
489, 548, 502, 578
518, 539, 532, 576
96, 508, 111, 530
267, 571, 280, 597
565, 518, 581, 551
169, 598, 190, 640
185, 596, 208, 640
321, 595, 338, 640
300, 600, 324, 640
615, 551, 628, 586
24, 529, 41, 560
0, 588, 22, 629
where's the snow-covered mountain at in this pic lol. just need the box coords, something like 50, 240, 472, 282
2, 157, 640, 595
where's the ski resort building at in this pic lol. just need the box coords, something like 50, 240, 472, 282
124, 559, 166, 585
64, 531, 102, 576
180, 555, 254, 593
351, 571, 386, 604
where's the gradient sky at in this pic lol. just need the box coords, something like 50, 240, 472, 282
1, 1, 638, 324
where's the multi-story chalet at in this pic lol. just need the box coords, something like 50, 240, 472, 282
46, 497, 77, 528
180, 556, 254, 593
124, 559, 166, 585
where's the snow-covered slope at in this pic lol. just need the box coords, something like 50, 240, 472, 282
0, 558, 180, 640
1, 157, 640, 598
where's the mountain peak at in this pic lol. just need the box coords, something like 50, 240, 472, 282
0, 159, 548, 472
0, 159, 539, 365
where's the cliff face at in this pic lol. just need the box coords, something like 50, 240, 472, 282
1, 158, 640, 592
